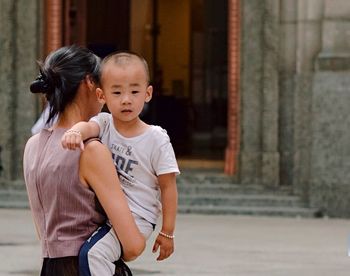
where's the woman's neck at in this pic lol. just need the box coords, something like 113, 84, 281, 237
55, 103, 87, 129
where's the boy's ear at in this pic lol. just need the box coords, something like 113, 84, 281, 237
96, 88, 106, 104
145, 85, 153, 103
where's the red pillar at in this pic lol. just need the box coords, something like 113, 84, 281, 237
45, 0, 63, 55
224, 0, 240, 175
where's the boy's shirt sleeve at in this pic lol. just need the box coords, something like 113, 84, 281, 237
89, 112, 110, 138
151, 127, 180, 176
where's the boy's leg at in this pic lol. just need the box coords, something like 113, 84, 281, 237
113, 214, 152, 276
132, 214, 154, 240
79, 223, 122, 276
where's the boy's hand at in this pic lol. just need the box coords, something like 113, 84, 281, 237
152, 233, 174, 261
61, 129, 84, 151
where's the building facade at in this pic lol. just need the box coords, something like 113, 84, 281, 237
1, 0, 350, 217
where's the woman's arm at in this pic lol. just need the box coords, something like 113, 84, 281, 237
79, 140, 146, 261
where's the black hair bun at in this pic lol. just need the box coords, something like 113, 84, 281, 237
30, 74, 50, 94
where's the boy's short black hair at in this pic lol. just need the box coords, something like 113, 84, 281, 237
101, 50, 150, 84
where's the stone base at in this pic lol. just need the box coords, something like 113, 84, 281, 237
239, 151, 280, 186
262, 152, 280, 187
310, 183, 350, 218
239, 151, 261, 185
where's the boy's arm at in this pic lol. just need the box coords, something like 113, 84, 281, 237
152, 172, 178, 261
61, 121, 100, 151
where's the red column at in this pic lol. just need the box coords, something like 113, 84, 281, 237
224, 0, 240, 175
45, 0, 63, 55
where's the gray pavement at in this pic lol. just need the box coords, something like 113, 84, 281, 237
1, 209, 350, 275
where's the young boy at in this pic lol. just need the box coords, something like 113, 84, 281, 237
62, 51, 179, 275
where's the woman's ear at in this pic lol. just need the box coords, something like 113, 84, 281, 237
85, 75, 95, 91
145, 85, 153, 103
96, 88, 106, 104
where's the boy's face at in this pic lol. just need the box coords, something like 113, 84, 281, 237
97, 60, 152, 124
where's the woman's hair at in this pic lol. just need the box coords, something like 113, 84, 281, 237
30, 45, 100, 124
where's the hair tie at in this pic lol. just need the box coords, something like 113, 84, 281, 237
30, 73, 52, 94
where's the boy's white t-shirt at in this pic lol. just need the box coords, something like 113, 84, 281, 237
90, 112, 180, 224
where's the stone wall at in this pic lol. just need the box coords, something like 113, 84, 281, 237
0, 0, 42, 186
310, 73, 350, 217
240, 0, 265, 185
240, 0, 350, 216
279, 0, 323, 198
309, 0, 350, 217
239, 0, 287, 187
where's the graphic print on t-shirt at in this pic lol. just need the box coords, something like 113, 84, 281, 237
111, 143, 138, 188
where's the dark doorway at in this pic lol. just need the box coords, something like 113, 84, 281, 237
66, 0, 228, 162
135, 0, 228, 161
64, 0, 130, 57
189, 0, 228, 160
86, 0, 130, 57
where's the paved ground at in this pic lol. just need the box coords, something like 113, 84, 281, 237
1, 208, 350, 275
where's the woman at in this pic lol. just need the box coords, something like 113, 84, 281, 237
23, 45, 145, 275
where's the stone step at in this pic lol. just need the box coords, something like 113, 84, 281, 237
0, 180, 26, 190
0, 182, 316, 218
178, 205, 318, 218
177, 183, 293, 196
178, 193, 305, 208
176, 170, 316, 217
0, 190, 29, 208
177, 170, 236, 185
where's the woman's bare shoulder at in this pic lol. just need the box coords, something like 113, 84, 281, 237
79, 138, 116, 190
81, 139, 111, 163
